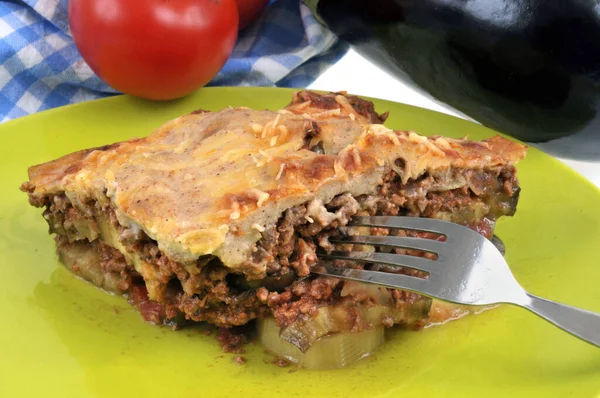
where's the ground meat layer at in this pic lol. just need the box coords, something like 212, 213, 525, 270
37, 164, 519, 330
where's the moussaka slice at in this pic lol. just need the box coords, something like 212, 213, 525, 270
21, 91, 526, 366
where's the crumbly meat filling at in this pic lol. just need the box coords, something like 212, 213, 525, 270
26, 164, 520, 329
247, 166, 519, 280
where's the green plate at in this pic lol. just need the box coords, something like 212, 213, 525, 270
1, 87, 599, 398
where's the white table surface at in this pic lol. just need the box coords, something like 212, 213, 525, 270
308, 49, 600, 189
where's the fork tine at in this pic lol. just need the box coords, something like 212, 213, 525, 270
330, 235, 445, 254
312, 266, 431, 294
349, 216, 462, 236
320, 251, 437, 274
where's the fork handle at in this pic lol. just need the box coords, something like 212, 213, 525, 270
522, 293, 600, 348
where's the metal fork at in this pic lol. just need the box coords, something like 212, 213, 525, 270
313, 216, 600, 347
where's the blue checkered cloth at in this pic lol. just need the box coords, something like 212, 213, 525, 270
0, 0, 347, 122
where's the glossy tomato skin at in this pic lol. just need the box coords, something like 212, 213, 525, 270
235, 0, 270, 30
69, 0, 238, 100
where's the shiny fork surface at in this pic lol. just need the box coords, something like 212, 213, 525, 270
313, 216, 600, 348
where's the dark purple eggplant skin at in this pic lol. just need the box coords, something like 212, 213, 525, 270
306, 0, 600, 142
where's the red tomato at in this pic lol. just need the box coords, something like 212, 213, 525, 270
235, 0, 270, 30
69, 0, 239, 100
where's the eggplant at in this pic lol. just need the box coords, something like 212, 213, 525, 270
305, 0, 600, 142
257, 317, 385, 369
